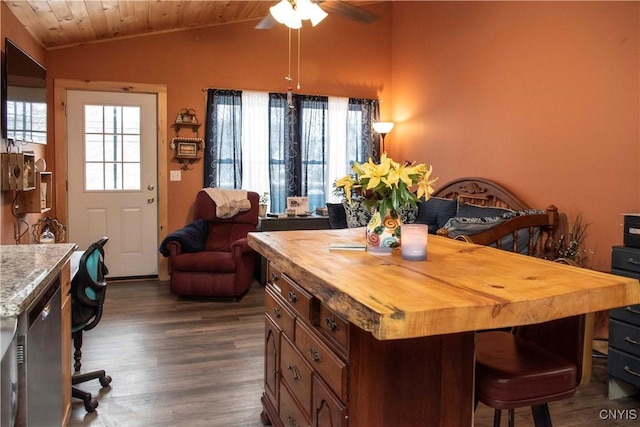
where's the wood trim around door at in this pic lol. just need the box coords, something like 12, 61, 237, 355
53, 79, 169, 280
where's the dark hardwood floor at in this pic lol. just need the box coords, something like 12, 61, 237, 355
67, 280, 640, 427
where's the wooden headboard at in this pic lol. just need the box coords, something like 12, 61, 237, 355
432, 177, 559, 259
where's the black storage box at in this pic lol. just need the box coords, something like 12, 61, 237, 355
624, 214, 640, 248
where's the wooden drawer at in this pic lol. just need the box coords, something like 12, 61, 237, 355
610, 305, 640, 327
280, 381, 312, 427
608, 348, 640, 389
268, 263, 313, 321
264, 316, 281, 411
610, 319, 640, 357
281, 335, 313, 418
611, 246, 640, 275
266, 285, 295, 338
295, 320, 347, 403
313, 374, 347, 427
316, 304, 349, 353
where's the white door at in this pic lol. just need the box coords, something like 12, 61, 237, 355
67, 90, 158, 278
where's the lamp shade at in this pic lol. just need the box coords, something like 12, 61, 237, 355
373, 121, 395, 135
270, 0, 294, 24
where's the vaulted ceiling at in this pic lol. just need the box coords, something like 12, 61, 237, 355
3, 0, 379, 50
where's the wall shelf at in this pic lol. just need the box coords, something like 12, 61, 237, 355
171, 108, 203, 170
17, 171, 53, 213
1, 152, 36, 191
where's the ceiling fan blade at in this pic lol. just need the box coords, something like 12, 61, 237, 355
255, 14, 277, 29
317, 1, 379, 24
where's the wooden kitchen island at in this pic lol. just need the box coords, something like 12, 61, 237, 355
248, 228, 640, 426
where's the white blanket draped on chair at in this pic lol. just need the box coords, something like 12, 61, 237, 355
202, 188, 251, 219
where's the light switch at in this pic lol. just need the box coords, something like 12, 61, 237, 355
170, 170, 181, 181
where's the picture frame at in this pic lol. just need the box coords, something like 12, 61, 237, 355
286, 196, 309, 214
173, 138, 202, 159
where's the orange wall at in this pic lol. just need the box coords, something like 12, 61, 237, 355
41, 2, 392, 235
2, 1, 639, 271
1, 2, 48, 244
390, 1, 640, 271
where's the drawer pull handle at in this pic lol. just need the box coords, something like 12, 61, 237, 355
624, 336, 640, 346
309, 347, 321, 363
628, 258, 640, 266
270, 272, 280, 283
286, 414, 299, 427
625, 306, 640, 316
624, 366, 640, 378
288, 291, 298, 303
287, 364, 301, 381
272, 307, 282, 318
325, 317, 340, 332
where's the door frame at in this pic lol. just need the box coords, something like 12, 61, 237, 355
53, 79, 169, 280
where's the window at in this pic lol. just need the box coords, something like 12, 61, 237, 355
6, 100, 47, 144
204, 89, 379, 212
84, 105, 141, 191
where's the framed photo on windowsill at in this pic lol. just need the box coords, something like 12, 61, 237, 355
286, 196, 309, 215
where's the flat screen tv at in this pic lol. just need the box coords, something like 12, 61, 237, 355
2, 38, 47, 144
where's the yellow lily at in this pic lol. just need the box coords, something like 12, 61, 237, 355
416, 165, 438, 200
334, 175, 355, 202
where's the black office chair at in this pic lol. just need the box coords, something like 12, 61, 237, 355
71, 236, 112, 413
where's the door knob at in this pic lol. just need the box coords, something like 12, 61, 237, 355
147, 184, 155, 191
147, 197, 155, 204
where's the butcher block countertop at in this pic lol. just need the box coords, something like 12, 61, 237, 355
248, 228, 640, 340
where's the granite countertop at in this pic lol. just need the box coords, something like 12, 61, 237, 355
0, 243, 77, 318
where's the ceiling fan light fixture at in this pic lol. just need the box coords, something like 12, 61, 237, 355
309, 5, 328, 26
297, 0, 328, 26
270, 0, 295, 25
270, 0, 326, 29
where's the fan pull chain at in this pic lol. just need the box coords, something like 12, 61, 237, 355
286, 28, 293, 107
297, 28, 301, 90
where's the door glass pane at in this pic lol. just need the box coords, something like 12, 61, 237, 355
85, 135, 104, 162
85, 163, 104, 190
84, 105, 141, 191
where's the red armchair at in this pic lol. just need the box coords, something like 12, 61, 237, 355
165, 190, 259, 300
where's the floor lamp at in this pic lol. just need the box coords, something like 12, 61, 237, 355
373, 121, 394, 153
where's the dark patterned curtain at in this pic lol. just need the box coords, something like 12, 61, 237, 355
268, 93, 328, 213
204, 89, 242, 188
348, 98, 380, 163
268, 93, 296, 213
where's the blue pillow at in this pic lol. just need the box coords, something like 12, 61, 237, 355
326, 203, 348, 229
415, 197, 458, 234
456, 203, 513, 218
443, 211, 543, 255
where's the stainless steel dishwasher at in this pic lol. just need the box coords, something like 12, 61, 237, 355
1, 316, 18, 427
15, 277, 62, 427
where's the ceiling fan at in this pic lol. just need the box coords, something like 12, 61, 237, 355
255, 0, 379, 30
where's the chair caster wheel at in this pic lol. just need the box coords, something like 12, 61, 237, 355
99, 375, 112, 387
84, 397, 98, 413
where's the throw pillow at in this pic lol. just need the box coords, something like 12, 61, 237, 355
456, 203, 513, 218
444, 210, 544, 255
326, 203, 348, 229
342, 198, 372, 228
415, 197, 458, 234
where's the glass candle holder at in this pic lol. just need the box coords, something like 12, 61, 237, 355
401, 224, 428, 261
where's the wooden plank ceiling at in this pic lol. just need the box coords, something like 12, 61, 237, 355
3, 0, 377, 50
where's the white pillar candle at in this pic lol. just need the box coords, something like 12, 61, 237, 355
401, 224, 428, 261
